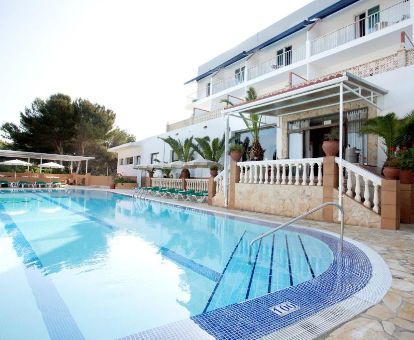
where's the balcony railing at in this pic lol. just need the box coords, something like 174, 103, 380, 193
311, 0, 410, 55
247, 46, 306, 80
166, 108, 222, 131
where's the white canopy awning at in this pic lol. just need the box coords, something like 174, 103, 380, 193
221, 71, 388, 208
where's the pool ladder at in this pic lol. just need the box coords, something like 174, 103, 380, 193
248, 202, 344, 264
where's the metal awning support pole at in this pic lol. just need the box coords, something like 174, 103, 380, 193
40, 158, 43, 173
27, 158, 30, 171
70, 161, 73, 174
85, 160, 88, 174
338, 82, 344, 211
223, 113, 230, 207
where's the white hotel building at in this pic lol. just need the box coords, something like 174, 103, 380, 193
110, 0, 414, 181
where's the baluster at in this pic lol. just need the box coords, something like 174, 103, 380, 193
253, 165, 258, 184
317, 162, 322, 186
239, 165, 244, 183
363, 178, 371, 208
281, 164, 286, 184
275, 164, 280, 184
302, 163, 308, 186
288, 163, 293, 184
309, 162, 315, 186
258, 164, 263, 184
249, 165, 254, 184
270, 164, 275, 184
264, 164, 269, 184
373, 184, 380, 213
354, 174, 361, 202
346, 169, 353, 197
294, 163, 300, 185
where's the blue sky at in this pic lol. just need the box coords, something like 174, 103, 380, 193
0, 0, 311, 140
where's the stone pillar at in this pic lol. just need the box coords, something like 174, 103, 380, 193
380, 179, 400, 230
322, 156, 339, 222
228, 160, 240, 209
84, 173, 91, 186
208, 177, 216, 206
400, 184, 413, 224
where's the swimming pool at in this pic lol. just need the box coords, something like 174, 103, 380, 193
0, 189, 390, 339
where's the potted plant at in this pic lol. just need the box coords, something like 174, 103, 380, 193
229, 143, 244, 162
398, 147, 414, 184
210, 164, 219, 177
113, 175, 137, 189
322, 128, 339, 156
383, 156, 401, 180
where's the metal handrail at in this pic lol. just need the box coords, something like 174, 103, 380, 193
248, 202, 344, 264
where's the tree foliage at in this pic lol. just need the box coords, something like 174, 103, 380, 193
159, 136, 195, 162
360, 113, 406, 159
1, 93, 135, 175
192, 134, 234, 163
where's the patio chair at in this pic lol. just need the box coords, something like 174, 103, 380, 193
35, 181, 47, 188
18, 180, 32, 188
0, 180, 9, 188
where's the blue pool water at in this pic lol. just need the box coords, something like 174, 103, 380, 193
0, 189, 333, 339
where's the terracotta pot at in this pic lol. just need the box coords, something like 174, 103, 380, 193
400, 169, 414, 184
230, 150, 242, 162
322, 140, 339, 156
383, 167, 400, 180
110, 183, 116, 189
210, 169, 218, 177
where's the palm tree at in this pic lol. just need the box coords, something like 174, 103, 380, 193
360, 112, 406, 159
400, 111, 414, 147
221, 87, 264, 160
192, 134, 235, 164
159, 136, 195, 162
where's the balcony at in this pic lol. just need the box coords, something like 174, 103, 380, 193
311, 0, 411, 55
188, 0, 411, 103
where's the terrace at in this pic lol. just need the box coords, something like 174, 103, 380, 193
187, 0, 411, 104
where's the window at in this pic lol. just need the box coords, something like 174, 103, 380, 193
367, 5, 380, 32
134, 156, 141, 165
276, 46, 292, 68
235, 127, 277, 161
171, 150, 179, 162
234, 66, 245, 84
206, 82, 211, 97
126, 157, 133, 165
119, 158, 124, 165
150, 152, 159, 164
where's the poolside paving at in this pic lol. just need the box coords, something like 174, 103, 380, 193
112, 188, 414, 338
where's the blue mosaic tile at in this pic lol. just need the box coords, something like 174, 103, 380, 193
190, 226, 372, 339
159, 246, 221, 282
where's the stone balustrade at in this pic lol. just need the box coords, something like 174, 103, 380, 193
237, 158, 323, 186
151, 178, 184, 189
214, 170, 225, 193
185, 179, 208, 192
335, 157, 382, 214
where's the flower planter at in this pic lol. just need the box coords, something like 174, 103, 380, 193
109, 183, 116, 189
210, 169, 218, 177
383, 167, 400, 180
400, 169, 414, 184
230, 151, 242, 162
322, 140, 339, 156
115, 183, 137, 189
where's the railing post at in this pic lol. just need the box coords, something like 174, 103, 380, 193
400, 183, 413, 223
322, 156, 339, 222
228, 160, 240, 209
208, 177, 216, 206
380, 179, 400, 230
